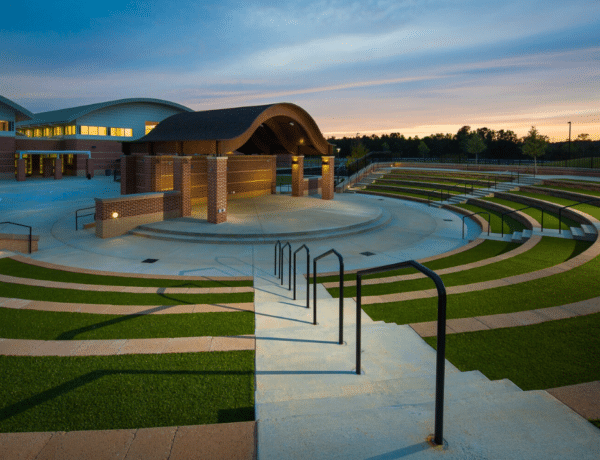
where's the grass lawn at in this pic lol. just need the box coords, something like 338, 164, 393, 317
364, 188, 447, 201
0, 309, 254, 340
313, 240, 520, 283
362, 247, 600, 325
423, 313, 600, 391
508, 191, 600, 221
0, 351, 254, 432
368, 184, 460, 196
452, 203, 526, 234
533, 185, 600, 197
0, 258, 252, 288
0, 282, 253, 305
330, 238, 590, 298
481, 197, 580, 230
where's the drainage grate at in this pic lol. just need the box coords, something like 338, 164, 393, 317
443, 219, 453, 222
360, 251, 376, 256
142, 259, 159, 263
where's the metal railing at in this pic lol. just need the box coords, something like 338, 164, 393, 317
312, 249, 344, 344
558, 198, 600, 234
281, 242, 292, 289
75, 206, 96, 231
293, 244, 310, 309
274, 240, 282, 275
462, 211, 490, 239
501, 206, 544, 237
0, 222, 33, 254
355, 260, 447, 445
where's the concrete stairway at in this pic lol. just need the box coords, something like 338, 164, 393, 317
434, 174, 542, 207
254, 270, 600, 459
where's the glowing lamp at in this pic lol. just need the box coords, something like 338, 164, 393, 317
112, 212, 119, 219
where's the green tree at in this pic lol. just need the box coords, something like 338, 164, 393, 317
349, 141, 369, 160
418, 140, 430, 158
522, 126, 548, 174
463, 133, 487, 165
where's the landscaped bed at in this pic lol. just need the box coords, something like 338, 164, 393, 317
329, 238, 591, 298
423, 313, 600, 391
0, 258, 252, 288
0, 282, 253, 305
0, 351, 254, 432
362, 248, 600, 325
0, 309, 254, 340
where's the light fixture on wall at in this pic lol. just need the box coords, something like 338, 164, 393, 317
112, 212, 119, 219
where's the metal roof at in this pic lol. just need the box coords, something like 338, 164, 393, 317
19, 98, 193, 126
0, 95, 34, 122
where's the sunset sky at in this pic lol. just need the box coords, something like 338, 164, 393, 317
1, 0, 599, 141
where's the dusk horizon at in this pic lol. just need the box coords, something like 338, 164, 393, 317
2, 0, 599, 142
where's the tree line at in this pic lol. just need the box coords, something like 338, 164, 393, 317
327, 126, 599, 162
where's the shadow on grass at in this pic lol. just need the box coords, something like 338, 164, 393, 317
0, 369, 253, 423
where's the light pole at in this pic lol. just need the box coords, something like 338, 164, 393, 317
568, 121, 572, 163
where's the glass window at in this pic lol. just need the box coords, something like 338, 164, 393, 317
53, 126, 63, 136
98, 126, 107, 136
145, 122, 158, 135
65, 125, 76, 135
89, 126, 98, 135
80, 126, 89, 135
34, 128, 42, 137
43, 127, 51, 137
125, 128, 133, 137
0, 120, 8, 131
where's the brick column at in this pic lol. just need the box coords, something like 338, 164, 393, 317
16, 159, 26, 181
173, 156, 192, 217
292, 155, 304, 197
207, 156, 228, 224
120, 155, 128, 195
150, 156, 161, 192
321, 155, 335, 200
54, 156, 62, 180
42, 157, 53, 178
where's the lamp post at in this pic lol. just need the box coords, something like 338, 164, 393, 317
568, 121, 572, 163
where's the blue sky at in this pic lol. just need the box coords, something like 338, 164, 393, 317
1, 0, 599, 140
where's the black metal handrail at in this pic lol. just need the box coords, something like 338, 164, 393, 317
501, 206, 544, 237
293, 244, 310, 309
274, 240, 281, 275
558, 198, 600, 234
312, 249, 344, 345
356, 260, 447, 445
75, 206, 96, 231
0, 222, 33, 254
281, 242, 292, 290
462, 211, 490, 239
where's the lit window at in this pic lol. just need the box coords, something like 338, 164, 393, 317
125, 128, 132, 137
34, 128, 42, 137
65, 125, 76, 135
43, 127, 51, 137
81, 126, 89, 135
99, 126, 107, 136
53, 126, 63, 136
25, 129, 33, 137
89, 126, 98, 135
0, 120, 8, 131
145, 122, 158, 135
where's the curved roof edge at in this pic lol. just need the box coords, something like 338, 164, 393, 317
0, 95, 34, 122
21, 98, 193, 126
138, 102, 331, 154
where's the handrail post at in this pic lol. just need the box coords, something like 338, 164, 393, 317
293, 245, 310, 306
558, 209, 563, 234
313, 249, 345, 343
281, 243, 291, 289
28, 227, 32, 254
274, 240, 281, 275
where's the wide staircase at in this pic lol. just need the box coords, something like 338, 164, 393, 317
253, 270, 600, 459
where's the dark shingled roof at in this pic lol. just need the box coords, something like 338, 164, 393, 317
19, 98, 193, 126
139, 104, 276, 142
0, 95, 34, 122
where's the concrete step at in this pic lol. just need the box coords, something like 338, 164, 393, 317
570, 226, 595, 241
256, 373, 522, 420
257, 389, 600, 460
522, 229, 533, 239
581, 224, 598, 239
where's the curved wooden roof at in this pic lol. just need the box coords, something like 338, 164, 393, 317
139, 102, 331, 155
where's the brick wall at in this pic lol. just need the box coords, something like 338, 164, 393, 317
0, 137, 16, 178
95, 191, 182, 238
173, 156, 191, 217
227, 156, 275, 197
207, 156, 228, 224
0, 233, 39, 253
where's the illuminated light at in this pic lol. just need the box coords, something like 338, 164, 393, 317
299, 138, 304, 144
99, 127, 107, 136
111, 212, 119, 219
80, 126, 89, 135
289, 122, 294, 126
